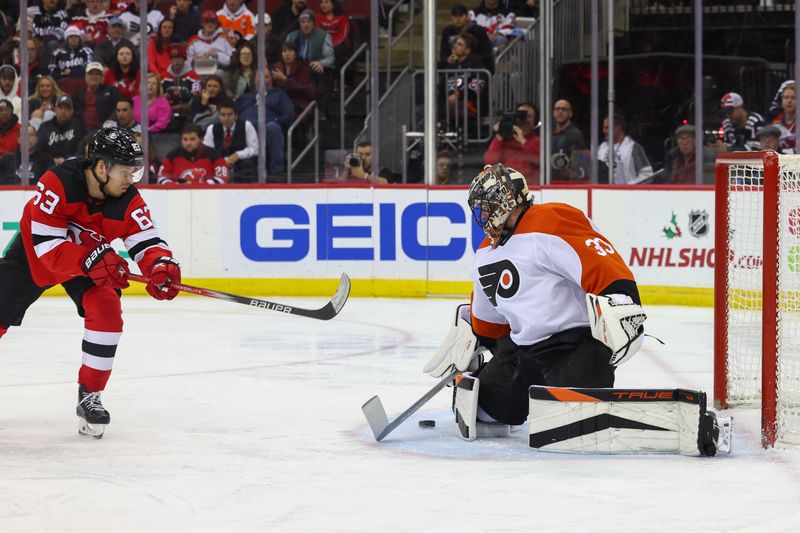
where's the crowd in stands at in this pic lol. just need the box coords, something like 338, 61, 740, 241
0, 0, 795, 187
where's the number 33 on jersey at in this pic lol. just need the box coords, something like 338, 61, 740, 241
470, 202, 637, 347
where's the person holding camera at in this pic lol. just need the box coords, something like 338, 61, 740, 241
340, 141, 400, 184
550, 99, 585, 181
483, 102, 540, 184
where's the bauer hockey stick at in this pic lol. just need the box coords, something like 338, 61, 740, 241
362, 368, 459, 441
129, 273, 351, 321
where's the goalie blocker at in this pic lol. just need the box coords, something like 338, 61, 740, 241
528, 386, 732, 457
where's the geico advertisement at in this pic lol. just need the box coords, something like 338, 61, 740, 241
222, 188, 485, 279
592, 189, 716, 287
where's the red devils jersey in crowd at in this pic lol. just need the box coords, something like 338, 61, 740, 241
157, 145, 229, 185
19, 158, 172, 288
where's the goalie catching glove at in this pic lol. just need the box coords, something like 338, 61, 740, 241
423, 305, 482, 378
586, 293, 646, 366
146, 257, 181, 300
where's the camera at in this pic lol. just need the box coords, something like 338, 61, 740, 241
347, 153, 361, 167
497, 110, 529, 141
551, 152, 570, 170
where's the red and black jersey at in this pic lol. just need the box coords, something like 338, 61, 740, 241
17, 158, 171, 288
157, 145, 229, 185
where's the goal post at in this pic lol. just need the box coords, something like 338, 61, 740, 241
714, 150, 800, 448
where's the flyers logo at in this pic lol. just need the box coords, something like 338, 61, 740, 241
478, 260, 520, 306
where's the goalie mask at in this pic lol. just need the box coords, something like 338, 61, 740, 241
468, 164, 529, 247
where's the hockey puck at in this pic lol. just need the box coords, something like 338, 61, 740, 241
418, 420, 436, 429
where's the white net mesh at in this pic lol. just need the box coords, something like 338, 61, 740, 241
725, 156, 800, 445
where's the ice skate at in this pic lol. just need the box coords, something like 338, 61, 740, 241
76, 385, 110, 439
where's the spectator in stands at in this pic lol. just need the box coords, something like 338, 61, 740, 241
445, 33, 489, 119
94, 17, 135, 67
163, 43, 201, 121
157, 123, 229, 185
472, 0, 522, 50
29, 0, 70, 50
439, 4, 494, 74
104, 43, 141, 99
0, 65, 21, 117
551, 98, 585, 180
29, 75, 64, 127
103, 95, 141, 132
316, 0, 353, 68
484, 102, 540, 184
120, 0, 164, 45
662, 124, 715, 185
148, 18, 177, 78
272, 0, 308, 39
511, 0, 539, 17
72, 0, 110, 49
49, 25, 95, 82
716, 92, 764, 152
771, 83, 795, 154
271, 41, 314, 116
170, 0, 200, 43
190, 74, 228, 129
203, 100, 258, 183
133, 72, 172, 134
223, 41, 257, 100
286, 9, 335, 115
187, 10, 235, 71
339, 141, 398, 183
235, 65, 293, 175
0, 125, 55, 184
73, 61, 120, 131
598, 113, 653, 185
436, 152, 454, 185
755, 125, 782, 152
9, 37, 49, 93
130, 130, 159, 184
0, 99, 20, 160
261, 14, 283, 65
217, 0, 256, 44
37, 95, 85, 164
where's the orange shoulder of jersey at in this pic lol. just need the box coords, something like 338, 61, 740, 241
514, 203, 635, 294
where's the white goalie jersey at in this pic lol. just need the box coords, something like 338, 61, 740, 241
470, 202, 639, 347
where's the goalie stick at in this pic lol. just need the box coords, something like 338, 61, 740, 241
129, 273, 351, 321
362, 368, 459, 441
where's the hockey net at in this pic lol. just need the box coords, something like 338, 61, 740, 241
714, 151, 800, 448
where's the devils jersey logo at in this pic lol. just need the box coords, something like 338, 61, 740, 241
478, 259, 520, 306
66, 222, 104, 246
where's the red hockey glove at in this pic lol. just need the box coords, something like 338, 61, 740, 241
82, 243, 130, 289
146, 256, 181, 301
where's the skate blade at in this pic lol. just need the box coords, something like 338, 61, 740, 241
717, 416, 733, 454
78, 418, 107, 439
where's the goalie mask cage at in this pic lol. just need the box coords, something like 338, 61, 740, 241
714, 151, 800, 448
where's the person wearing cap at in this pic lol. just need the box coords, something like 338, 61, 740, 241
217, 0, 257, 44
48, 25, 95, 81
70, 0, 111, 47
439, 3, 494, 74
169, 0, 200, 42
0, 65, 21, 117
316, 0, 353, 68
718, 91, 764, 152
286, 9, 335, 115
663, 124, 716, 185
73, 62, 121, 131
770, 82, 796, 154
186, 9, 235, 70
163, 44, 201, 121
756, 125, 782, 152
37, 96, 85, 164
272, 0, 309, 40
94, 17, 135, 67
28, 0, 70, 48
0, 99, 20, 161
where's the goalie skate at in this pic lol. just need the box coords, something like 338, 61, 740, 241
76, 385, 110, 439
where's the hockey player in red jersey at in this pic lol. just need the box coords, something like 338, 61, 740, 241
0, 127, 181, 439
424, 164, 647, 436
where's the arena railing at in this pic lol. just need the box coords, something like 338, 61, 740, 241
287, 101, 320, 184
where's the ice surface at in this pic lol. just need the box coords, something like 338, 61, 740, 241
1, 297, 799, 532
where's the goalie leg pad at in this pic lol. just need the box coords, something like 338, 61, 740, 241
453, 373, 479, 441
528, 386, 733, 456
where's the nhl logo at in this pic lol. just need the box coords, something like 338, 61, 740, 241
689, 210, 709, 238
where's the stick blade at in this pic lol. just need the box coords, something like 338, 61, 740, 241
362, 395, 390, 441
331, 273, 351, 314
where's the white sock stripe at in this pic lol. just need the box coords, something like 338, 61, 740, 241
83, 329, 122, 345
82, 353, 115, 371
